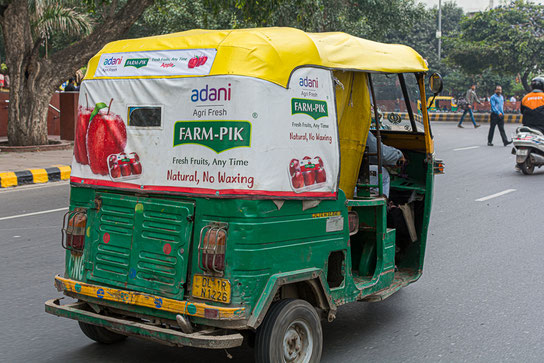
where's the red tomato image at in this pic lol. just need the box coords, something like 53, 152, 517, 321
110, 164, 121, 178
129, 152, 139, 162
292, 171, 304, 189
300, 160, 316, 172
188, 57, 198, 69
314, 156, 324, 168
120, 163, 131, 176
289, 159, 300, 176
303, 170, 315, 185
131, 161, 142, 175
316, 167, 327, 183
108, 154, 118, 164
199, 56, 208, 66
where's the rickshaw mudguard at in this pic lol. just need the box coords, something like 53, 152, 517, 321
45, 298, 244, 349
247, 268, 337, 329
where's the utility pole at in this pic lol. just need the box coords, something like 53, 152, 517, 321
437, 0, 442, 62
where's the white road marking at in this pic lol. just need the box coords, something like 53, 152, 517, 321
454, 146, 480, 151
475, 189, 516, 202
0, 181, 69, 194
0, 207, 68, 221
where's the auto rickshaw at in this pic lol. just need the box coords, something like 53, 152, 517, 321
45, 27, 443, 362
418, 96, 458, 113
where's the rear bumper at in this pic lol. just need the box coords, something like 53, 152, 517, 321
54, 275, 245, 321
45, 298, 244, 349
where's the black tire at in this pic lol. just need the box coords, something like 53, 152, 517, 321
520, 154, 535, 175
255, 299, 322, 363
78, 321, 128, 344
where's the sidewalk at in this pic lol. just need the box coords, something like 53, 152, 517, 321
0, 136, 73, 187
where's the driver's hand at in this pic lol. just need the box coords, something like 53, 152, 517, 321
397, 156, 407, 167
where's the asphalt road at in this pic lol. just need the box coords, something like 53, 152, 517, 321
1, 122, 544, 362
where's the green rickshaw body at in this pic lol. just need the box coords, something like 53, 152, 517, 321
46, 27, 439, 357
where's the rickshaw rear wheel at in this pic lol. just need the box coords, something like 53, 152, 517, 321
255, 298, 322, 363
78, 321, 128, 344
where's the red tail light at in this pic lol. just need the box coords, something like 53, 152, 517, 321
62, 208, 87, 255
198, 223, 228, 274
433, 159, 445, 175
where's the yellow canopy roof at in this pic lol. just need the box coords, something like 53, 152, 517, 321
85, 27, 428, 87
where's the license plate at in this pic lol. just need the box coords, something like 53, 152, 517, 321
192, 275, 231, 303
517, 149, 528, 156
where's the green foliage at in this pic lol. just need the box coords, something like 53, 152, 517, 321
30, 0, 93, 39
128, 1, 245, 37
446, 1, 544, 91
140, 0, 423, 39
4, 0, 533, 98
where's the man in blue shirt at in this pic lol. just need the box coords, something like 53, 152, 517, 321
488, 85, 512, 146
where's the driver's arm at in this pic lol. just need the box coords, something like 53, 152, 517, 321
367, 132, 405, 166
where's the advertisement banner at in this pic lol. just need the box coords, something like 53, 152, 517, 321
73, 65, 339, 199
94, 49, 217, 78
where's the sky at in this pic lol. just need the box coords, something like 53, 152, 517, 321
418, 0, 543, 12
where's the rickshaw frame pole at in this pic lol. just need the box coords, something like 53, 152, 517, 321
367, 73, 383, 197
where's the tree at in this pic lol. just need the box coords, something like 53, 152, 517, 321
446, 0, 544, 93
0, 0, 154, 146
202, 0, 423, 40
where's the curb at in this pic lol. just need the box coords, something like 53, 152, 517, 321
382, 112, 522, 123
0, 140, 73, 152
0, 165, 71, 188
428, 113, 522, 123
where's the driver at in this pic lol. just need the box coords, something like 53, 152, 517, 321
521, 76, 544, 134
364, 131, 406, 198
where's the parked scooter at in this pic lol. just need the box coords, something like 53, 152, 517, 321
512, 126, 544, 174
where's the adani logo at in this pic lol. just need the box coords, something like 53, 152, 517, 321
103, 56, 123, 66
299, 76, 318, 88
191, 84, 231, 102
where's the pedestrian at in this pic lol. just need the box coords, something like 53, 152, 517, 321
487, 85, 512, 146
64, 77, 78, 92
458, 84, 482, 128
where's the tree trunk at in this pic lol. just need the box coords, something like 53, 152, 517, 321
7, 84, 51, 146
1, 1, 49, 145
521, 70, 531, 93
0, 0, 154, 146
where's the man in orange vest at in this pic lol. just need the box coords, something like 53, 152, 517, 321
521, 76, 544, 134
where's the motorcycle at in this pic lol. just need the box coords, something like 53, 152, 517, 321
512, 126, 544, 174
